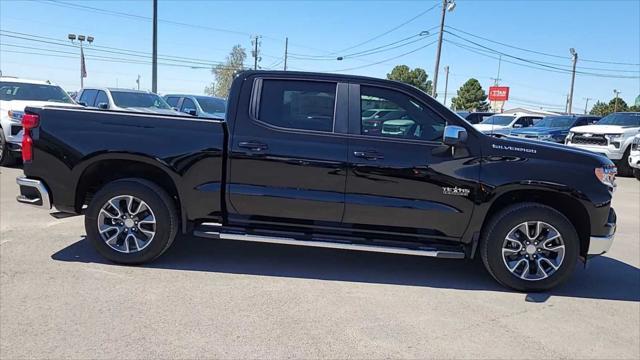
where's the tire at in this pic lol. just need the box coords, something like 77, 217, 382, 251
480, 203, 579, 292
0, 129, 17, 167
633, 168, 640, 181
85, 178, 179, 264
616, 147, 633, 177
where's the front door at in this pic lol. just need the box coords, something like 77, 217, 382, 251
228, 78, 349, 225
344, 84, 479, 240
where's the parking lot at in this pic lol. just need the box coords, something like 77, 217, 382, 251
0, 164, 638, 359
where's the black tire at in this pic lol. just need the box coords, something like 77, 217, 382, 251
616, 147, 633, 177
0, 129, 17, 167
85, 178, 179, 264
480, 203, 579, 292
633, 168, 640, 181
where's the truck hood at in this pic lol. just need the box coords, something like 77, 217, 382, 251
0, 100, 81, 111
570, 124, 635, 134
511, 127, 565, 135
474, 123, 509, 132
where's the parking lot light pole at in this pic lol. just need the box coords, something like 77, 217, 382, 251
613, 89, 621, 112
152, 0, 158, 93
68, 34, 93, 89
567, 48, 578, 114
431, 0, 456, 99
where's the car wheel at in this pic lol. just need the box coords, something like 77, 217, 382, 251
633, 168, 640, 181
616, 147, 633, 177
85, 178, 179, 264
481, 203, 579, 292
0, 129, 17, 167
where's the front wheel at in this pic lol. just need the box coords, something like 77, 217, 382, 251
0, 129, 17, 167
481, 203, 579, 292
633, 168, 640, 181
616, 147, 633, 177
85, 179, 179, 264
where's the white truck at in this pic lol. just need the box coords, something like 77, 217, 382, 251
628, 134, 640, 180
0, 77, 79, 165
473, 112, 543, 135
566, 112, 640, 176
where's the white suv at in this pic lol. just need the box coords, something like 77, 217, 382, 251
473, 112, 543, 135
566, 112, 640, 176
0, 77, 79, 166
629, 134, 640, 180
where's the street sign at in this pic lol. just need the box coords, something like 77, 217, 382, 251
488, 86, 510, 101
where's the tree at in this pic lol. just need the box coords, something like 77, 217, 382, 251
608, 97, 629, 113
589, 101, 609, 116
629, 105, 640, 112
386, 65, 432, 94
451, 78, 489, 111
204, 45, 246, 98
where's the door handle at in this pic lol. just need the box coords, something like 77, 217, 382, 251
238, 141, 268, 151
353, 150, 384, 160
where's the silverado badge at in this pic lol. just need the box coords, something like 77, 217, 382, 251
443, 187, 470, 196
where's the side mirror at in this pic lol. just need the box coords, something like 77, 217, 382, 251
443, 125, 468, 146
187, 109, 197, 116
78, 101, 87, 106
98, 102, 108, 110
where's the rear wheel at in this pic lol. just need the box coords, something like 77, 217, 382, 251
85, 179, 179, 264
481, 203, 579, 292
0, 129, 17, 167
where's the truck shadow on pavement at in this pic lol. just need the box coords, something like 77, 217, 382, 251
52, 235, 640, 302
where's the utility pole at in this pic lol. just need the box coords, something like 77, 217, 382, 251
136, 75, 141, 90
567, 48, 578, 114
284, 37, 288, 71
443, 65, 450, 107
613, 89, 621, 112
252, 36, 262, 70
492, 55, 502, 86
583, 97, 592, 114
152, 0, 158, 93
68, 34, 93, 89
431, 0, 456, 99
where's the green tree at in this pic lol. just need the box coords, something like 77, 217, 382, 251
629, 105, 640, 112
589, 100, 610, 116
608, 97, 629, 113
386, 65, 432, 94
205, 45, 246, 98
451, 78, 489, 111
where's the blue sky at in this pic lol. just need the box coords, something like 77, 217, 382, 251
1, 0, 639, 112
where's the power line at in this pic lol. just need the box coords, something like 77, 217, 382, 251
324, 39, 438, 72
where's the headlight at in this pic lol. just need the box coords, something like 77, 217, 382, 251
7, 110, 24, 121
595, 165, 617, 190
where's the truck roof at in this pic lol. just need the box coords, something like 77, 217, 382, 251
0, 77, 57, 86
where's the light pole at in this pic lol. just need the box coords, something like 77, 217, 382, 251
152, 0, 158, 93
431, 0, 456, 99
613, 89, 621, 112
583, 97, 592, 114
567, 48, 578, 114
68, 34, 94, 89
443, 65, 450, 107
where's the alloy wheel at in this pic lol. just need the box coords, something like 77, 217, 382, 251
97, 195, 156, 253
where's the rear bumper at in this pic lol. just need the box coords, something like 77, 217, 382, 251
16, 176, 51, 209
587, 207, 616, 256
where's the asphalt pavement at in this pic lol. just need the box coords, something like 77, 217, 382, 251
1, 165, 639, 359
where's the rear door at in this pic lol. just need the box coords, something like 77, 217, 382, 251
227, 77, 349, 225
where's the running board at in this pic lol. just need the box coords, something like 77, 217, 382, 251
193, 226, 465, 259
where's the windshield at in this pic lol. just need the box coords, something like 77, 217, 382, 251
480, 115, 515, 126
597, 113, 640, 127
111, 91, 170, 109
533, 116, 575, 128
196, 97, 226, 114
0, 81, 74, 103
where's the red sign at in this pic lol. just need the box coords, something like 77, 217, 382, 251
488, 86, 510, 101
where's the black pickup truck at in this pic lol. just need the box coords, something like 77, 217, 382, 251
16, 71, 617, 291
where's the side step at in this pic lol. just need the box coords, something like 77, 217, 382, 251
193, 224, 465, 259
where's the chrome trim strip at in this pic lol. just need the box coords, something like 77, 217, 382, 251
587, 234, 615, 255
15, 176, 51, 209
207, 232, 465, 259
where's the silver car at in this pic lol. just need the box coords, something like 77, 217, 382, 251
77, 87, 181, 115
163, 94, 226, 119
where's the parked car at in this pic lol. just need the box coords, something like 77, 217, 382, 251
474, 112, 543, 135
16, 70, 617, 292
361, 108, 405, 135
510, 115, 600, 143
566, 112, 640, 176
627, 134, 640, 180
164, 94, 226, 119
457, 111, 495, 124
0, 77, 79, 166
77, 87, 181, 115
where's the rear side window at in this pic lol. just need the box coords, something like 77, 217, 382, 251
79, 89, 97, 106
258, 80, 336, 132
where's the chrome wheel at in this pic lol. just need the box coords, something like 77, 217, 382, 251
501, 221, 565, 281
97, 195, 156, 253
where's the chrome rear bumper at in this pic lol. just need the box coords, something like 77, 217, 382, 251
16, 176, 51, 209
587, 234, 615, 255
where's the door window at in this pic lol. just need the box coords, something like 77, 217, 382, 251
165, 96, 179, 108
258, 80, 336, 132
94, 90, 109, 107
180, 98, 197, 114
78, 89, 97, 106
360, 85, 445, 141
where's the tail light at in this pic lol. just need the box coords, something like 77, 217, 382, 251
21, 114, 39, 162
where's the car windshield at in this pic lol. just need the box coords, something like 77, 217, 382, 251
533, 116, 575, 128
196, 96, 226, 113
0, 81, 74, 103
480, 115, 515, 125
111, 91, 170, 109
597, 113, 640, 127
